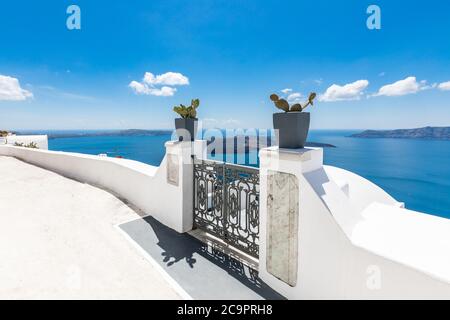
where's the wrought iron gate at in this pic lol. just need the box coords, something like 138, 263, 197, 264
193, 159, 260, 258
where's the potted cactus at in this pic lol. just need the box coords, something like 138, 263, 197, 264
270, 92, 317, 149
173, 98, 200, 141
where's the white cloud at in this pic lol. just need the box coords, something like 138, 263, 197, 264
129, 81, 147, 94
129, 81, 177, 97
287, 92, 303, 102
147, 86, 177, 97
438, 81, 450, 91
319, 80, 369, 102
279, 89, 303, 103
373, 76, 428, 97
0, 75, 33, 101
129, 71, 189, 97
143, 72, 189, 86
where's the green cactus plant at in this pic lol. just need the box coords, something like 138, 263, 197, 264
173, 98, 200, 119
270, 92, 317, 112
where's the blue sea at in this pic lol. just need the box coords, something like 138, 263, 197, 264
45, 130, 450, 219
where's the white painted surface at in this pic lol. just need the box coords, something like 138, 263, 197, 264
354, 203, 450, 285
0, 156, 181, 299
323, 165, 401, 213
5, 135, 48, 150
259, 147, 450, 299
0, 140, 206, 233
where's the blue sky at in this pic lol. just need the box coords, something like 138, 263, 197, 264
1, 0, 449, 130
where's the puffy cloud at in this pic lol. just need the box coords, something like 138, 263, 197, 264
129, 71, 189, 97
0, 75, 33, 101
438, 81, 450, 91
287, 92, 302, 102
373, 76, 427, 97
128, 81, 147, 94
143, 72, 189, 86
279, 89, 303, 103
129, 81, 176, 97
319, 80, 369, 102
147, 86, 177, 97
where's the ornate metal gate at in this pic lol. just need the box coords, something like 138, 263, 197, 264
193, 159, 260, 258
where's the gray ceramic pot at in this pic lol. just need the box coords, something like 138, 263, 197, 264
273, 112, 310, 149
175, 118, 198, 142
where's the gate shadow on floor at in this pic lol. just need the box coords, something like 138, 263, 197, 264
120, 215, 284, 300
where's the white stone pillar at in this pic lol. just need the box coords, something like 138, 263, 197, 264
164, 140, 207, 233
258, 146, 323, 295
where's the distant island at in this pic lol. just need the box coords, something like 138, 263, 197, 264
350, 126, 450, 140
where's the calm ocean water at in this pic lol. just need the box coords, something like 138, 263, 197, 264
47, 130, 450, 219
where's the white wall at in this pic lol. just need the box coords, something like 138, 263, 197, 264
0, 141, 205, 233
5, 135, 48, 150
259, 147, 450, 299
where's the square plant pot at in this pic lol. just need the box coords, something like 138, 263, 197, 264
273, 112, 310, 149
175, 118, 198, 142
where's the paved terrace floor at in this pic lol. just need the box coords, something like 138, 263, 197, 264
0, 156, 181, 299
